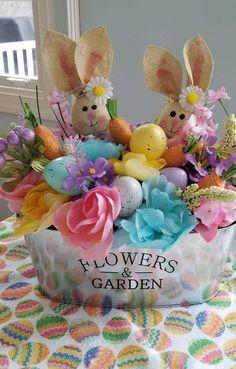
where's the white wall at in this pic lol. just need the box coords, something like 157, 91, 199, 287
80, 0, 236, 135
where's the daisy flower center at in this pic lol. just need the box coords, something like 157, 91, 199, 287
187, 92, 199, 105
93, 86, 106, 97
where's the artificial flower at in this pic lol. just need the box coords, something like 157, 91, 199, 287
47, 89, 70, 110
54, 186, 121, 260
208, 150, 236, 176
208, 86, 231, 104
0, 171, 43, 213
179, 86, 205, 112
62, 157, 115, 193
84, 76, 113, 105
184, 153, 208, 182
113, 175, 198, 251
13, 182, 69, 236
194, 198, 236, 242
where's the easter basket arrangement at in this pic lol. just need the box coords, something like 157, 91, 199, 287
0, 26, 236, 308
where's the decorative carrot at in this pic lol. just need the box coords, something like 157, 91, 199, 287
198, 173, 225, 190
162, 144, 186, 167
21, 90, 63, 160
107, 99, 132, 147
34, 125, 63, 160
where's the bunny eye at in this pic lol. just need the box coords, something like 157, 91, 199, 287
82, 106, 88, 111
179, 113, 185, 120
91, 105, 97, 110
170, 111, 176, 117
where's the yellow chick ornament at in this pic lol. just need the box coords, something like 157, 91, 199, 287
112, 124, 167, 181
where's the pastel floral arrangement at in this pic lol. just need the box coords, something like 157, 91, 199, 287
0, 27, 236, 261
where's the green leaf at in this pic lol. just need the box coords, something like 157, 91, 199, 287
106, 99, 118, 120
31, 157, 49, 173
184, 135, 201, 153
1, 175, 27, 192
22, 102, 38, 128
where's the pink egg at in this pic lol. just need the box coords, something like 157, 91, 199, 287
160, 167, 188, 189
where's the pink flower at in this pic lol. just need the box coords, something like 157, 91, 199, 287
0, 171, 44, 213
54, 186, 121, 260
194, 198, 236, 242
48, 89, 69, 110
208, 86, 231, 104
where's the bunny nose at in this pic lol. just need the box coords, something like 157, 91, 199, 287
87, 112, 96, 121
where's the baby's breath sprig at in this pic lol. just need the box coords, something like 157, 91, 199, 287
176, 184, 236, 211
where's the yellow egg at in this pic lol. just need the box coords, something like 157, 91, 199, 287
130, 124, 167, 159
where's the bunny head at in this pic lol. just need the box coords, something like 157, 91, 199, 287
144, 36, 214, 146
43, 26, 113, 136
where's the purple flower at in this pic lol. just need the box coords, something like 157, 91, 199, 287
185, 153, 208, 182
83, 157, 115, 186
62, 157, 115, 193
208, 152, 236, 176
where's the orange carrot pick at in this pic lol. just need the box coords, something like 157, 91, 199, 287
107, 99, 132, 147
198, 173, 225, 189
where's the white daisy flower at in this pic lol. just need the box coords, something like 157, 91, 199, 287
179, 86, 205, 112
84, 76, 113, 105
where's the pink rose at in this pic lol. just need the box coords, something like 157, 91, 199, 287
54, 186, 121, 260
194, 198, 236, 242
0, 171, 43, 213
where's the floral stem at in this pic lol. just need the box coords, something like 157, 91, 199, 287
219, 99, 229, 117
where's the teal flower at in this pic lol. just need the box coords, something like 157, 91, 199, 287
113, 175, 198, 252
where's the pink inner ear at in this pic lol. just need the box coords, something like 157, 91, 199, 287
191, 39, 205, 86
58, 50, 77, 89
84, 52, 103, 83
157, 68, 179, 96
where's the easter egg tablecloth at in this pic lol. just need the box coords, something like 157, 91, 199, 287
1, 217, 236, 369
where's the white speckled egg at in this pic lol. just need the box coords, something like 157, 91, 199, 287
43, 156, 82, 196
111, 176, 143, 217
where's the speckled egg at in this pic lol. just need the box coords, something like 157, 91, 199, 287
43, 156, 83, 196
111, 176, 143, 217
160, 167, 188, 189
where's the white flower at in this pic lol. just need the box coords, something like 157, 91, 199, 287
179, 86, 205, 112
84, 76, 113, 105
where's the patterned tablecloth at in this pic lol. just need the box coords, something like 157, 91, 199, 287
1, 217, 236, 369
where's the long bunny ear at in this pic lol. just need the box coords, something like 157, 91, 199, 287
75, 26, 113, 84
43, 30, 82, 93
183, 35, 214, 91
143, 46, 182, 100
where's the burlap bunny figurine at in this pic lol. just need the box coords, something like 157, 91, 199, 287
143, 36, 214, 146
43, 26, 113, 136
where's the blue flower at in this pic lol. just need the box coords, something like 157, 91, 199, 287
113, 175, 198, 252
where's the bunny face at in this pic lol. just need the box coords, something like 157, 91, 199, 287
43, 27, 113, 137
157, 101, 191, 139
144, 36, 214, 146
72, 95, 110, 136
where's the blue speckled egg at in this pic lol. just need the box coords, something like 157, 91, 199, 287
80, 139, 124, 161
43, 156, 82, 196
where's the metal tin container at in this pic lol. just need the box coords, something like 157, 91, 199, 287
25, 225, 235, 308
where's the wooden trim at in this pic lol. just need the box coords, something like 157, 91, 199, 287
67, 0, 81, 41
